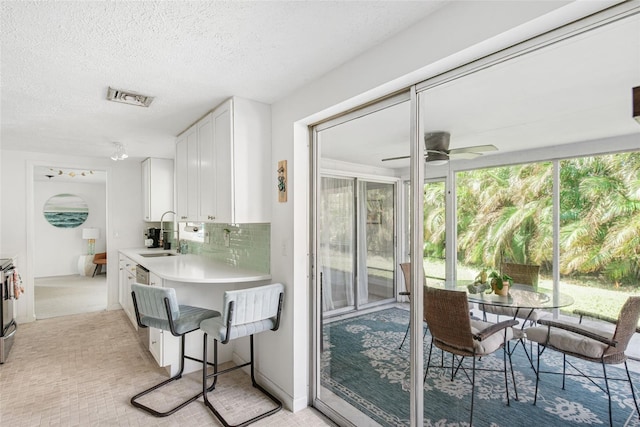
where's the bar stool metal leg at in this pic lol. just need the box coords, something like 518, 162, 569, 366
200, 283, 285, 427
202, 334, 283, 427
129, 285, 220, 418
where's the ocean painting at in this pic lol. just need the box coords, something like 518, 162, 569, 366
43, 194, 89, 228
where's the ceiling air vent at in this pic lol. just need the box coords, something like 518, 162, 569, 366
106, 87, 154, 107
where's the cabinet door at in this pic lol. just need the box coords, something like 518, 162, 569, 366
119, 257, 138, 329
231, 97, 271, 223
118, 256, 127, 308
149, 327, 163, 366
142, 158, 151, 220
148, 272, 164, 365
213, 100, 233, 223
176, 127, 197, 221
143, 158, 174, 221
197, 113, 217, 221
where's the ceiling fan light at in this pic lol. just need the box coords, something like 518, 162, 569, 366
425, 150, 449, 164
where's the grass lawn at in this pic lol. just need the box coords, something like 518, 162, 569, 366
333, 253, 639, 325
424, 258, 640, 323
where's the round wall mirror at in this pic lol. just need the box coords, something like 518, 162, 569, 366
43, 193, 89, 228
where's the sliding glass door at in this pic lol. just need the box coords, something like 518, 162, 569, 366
319, 176, 396, 315
313, 93, 411, 426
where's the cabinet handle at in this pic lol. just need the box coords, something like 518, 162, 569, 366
151, 340, 157, 345
181, 216, 188, 219
208, 215, 215, 220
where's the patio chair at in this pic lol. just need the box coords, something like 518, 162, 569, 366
526, 296, 640, 426
398, 263, 427, 350
481, 263, 543, 325
423, 286, 518, 426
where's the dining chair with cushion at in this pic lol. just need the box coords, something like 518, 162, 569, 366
481, 263, 543, 325
423, 286, 519, 426
130, 284, 221, 417
526, 296, 640, 426
200, 283, 284, 427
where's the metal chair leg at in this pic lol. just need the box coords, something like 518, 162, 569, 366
399, 323, 410, 349
130, 334, 203, 417
399, 323, 427, 350
602, 362, 613, 427
202, 334, 283, 427
624, 361, 640, 419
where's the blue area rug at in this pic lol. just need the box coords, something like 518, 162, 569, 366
321, 308, 640, 426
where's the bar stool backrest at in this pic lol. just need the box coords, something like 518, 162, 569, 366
132, 283, 180, 322
223, 283, 284, 327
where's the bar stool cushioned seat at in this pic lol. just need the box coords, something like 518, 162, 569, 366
200, 283, 284, 427
130, 283, 220, 417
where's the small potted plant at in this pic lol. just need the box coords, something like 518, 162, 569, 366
488, 270, 512, 296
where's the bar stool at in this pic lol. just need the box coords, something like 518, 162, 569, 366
200, 283, 284, 427
130, 283, 221, 417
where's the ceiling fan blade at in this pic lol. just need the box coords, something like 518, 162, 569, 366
449, 144, 498, 155
382, 142, 498, 163
449, 151, 481, 160
381, 154, 410, 162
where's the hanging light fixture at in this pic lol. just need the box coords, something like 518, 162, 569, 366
110, 142, 128, 161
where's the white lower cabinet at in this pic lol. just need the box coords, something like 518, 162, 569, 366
148, 326, 162, 364
118, 255, 138, 329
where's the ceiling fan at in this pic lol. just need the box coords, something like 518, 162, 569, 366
381, 131, 497, 163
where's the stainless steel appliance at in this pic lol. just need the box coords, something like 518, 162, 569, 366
135, 264, 150, 346
0, 258, 17, 363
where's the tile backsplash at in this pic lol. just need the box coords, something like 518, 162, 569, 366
173, 223, 270, 273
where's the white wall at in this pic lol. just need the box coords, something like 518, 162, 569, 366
266, 0, 621, 412
0, 150, 146, 323
34, 180, 106, 277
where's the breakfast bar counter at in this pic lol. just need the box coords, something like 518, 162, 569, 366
119, 247, 272, 376
119, 248, 271, 283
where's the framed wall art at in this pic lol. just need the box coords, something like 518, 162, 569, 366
43, 193, 89, 228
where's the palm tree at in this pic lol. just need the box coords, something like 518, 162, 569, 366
423, 151, 640, 285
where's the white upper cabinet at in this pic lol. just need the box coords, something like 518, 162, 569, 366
175, 96, 271, 223
197, 110, 218, 222
142, 157, 174, 221
175, 125, 198, 221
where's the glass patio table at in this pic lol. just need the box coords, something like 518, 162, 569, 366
459, 283, 575, 325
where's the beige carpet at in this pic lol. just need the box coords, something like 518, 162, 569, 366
0, 309, 333, 426
35, 274, 108, 319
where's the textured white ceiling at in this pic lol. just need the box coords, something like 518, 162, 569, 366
320, 11, 640, 168
0, 1, 443, 160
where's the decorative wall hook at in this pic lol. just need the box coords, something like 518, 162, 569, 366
277, 160, 287, 202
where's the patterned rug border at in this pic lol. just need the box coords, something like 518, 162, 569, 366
321, 307, 640, 427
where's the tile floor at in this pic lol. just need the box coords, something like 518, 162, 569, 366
0, 309, 334, 426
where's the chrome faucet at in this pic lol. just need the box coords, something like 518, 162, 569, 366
159, 210, 176, 249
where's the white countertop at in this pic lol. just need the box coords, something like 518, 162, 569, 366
119, 248, 271, 283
